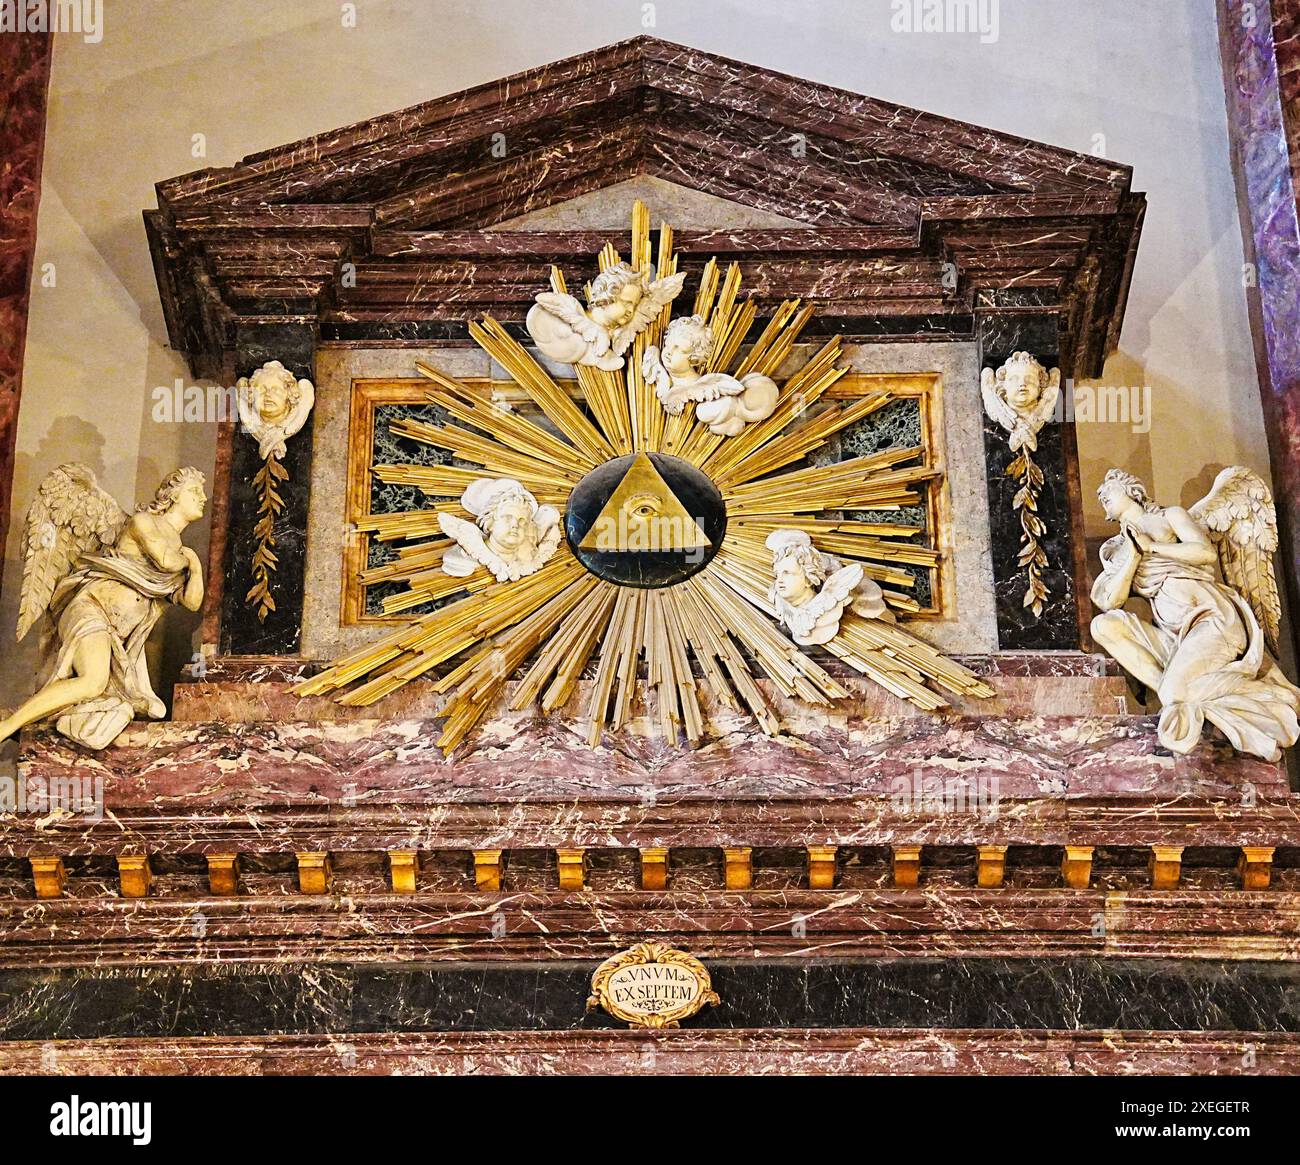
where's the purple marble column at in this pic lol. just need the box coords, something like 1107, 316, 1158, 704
1220, 0, 1300, 665
0, 32, 54, 599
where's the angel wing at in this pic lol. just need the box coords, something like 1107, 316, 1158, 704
531, 292, 610, 354
1188, 466, 1283, 655
1030, 368, 1062, 430
17, 463, 127, 639
641, 345, 671, 396
534, 505, 562, 561
438, 512, 492, 577
686, 372, 746, 403
609, 270, 687, 355
802, 563, 866, 621
980, 367, 1017, 433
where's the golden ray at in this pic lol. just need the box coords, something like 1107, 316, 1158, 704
412, 360, 594, 477
469, 317, 617, 464
298, 199, 993, 752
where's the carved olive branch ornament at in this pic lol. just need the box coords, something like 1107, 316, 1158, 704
1008, 446, 1048, 617
247, 452, 289, 620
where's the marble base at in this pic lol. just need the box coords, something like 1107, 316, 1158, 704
172, 652, 1130, 723
0, 1027, 1294, 1077
3, 888, 1297, 967
12, 711, 1292, 852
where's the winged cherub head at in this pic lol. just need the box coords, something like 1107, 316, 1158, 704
768, 532, 828, 608
237, 361, 315, 459
245, 361, 303, 424
480, 485, 542, 557
661, 315, 714, 379
998, 351, 1051, 412
585, 262, 646, 329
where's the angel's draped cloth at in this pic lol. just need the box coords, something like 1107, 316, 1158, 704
1098, 536, 1299, 757
47, 552, 187, 749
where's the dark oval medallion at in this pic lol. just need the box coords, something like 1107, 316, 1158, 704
565, 453, 727, 588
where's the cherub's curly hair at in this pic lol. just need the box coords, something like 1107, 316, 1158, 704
138, 467, 205, 515
773, 541, 828, 587
245, 360, 303, 409
997, 350, 1050, 391
664, 314, 714, 372
477, 483, 533, 533
586, 262, 643, 308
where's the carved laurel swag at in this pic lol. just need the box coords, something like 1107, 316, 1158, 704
1008, 447, 1049, 617
246, 452, 289, 621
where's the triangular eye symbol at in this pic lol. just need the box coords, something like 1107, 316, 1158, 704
579, 452, 711, 552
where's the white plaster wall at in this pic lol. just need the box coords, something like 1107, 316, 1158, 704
0, 0, 1267, 712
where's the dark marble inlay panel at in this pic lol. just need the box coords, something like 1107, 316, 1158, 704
220, 325, 317, 655
813, 395, 935, 607
982, 412, 1078, 649
2, 959, 1298, 1041
365, 400, 460, 616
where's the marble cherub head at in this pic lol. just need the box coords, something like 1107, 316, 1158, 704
526, 262, 687, 372
980, 351, 1061, 453
661, 314, 714, 378
439, 477, 562, 583
765, 529, 888, 646
642, 313, 779, 436
236, 360, 315, 460
586, 263, 648, 331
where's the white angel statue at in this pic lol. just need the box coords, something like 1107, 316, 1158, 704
980, 351, 1061, 452
1091, 466, 1300, 761
438, 477, 562, 584
642, 314, 780, 437
236, 360, 314, 460
526, 261, 686, 371
0, 464, 207, 749
766, 529, 891, 646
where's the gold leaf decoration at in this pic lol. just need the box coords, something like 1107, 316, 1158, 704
296, 201, 994, 752
245, 450, 289, 622
1007, 448, 1049, 617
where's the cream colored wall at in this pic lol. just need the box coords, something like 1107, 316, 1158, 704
0, 0, 1269, 715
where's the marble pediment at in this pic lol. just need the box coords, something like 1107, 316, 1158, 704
145, 35, 1143, 381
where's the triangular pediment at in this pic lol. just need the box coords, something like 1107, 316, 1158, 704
145, 36, 1144, 381
152, 36, 1130, 230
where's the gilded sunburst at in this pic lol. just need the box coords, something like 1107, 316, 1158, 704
296, 202, 993, 751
